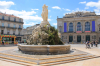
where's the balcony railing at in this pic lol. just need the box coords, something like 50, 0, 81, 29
0, 26, 5, 28
0, 19, 24, 24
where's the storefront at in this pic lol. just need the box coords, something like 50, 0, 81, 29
0, 35, 18, 45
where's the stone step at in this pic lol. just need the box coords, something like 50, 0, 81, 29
0, 52, 87, 60
40, 55, 96, 64
0, 56, 37, 65
41, 55, 99, 66
0, 53, 38, 60
39, 53, 87, 60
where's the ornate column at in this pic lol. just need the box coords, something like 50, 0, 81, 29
90, 20, 92, 31
83, 21, 85, 32
74, 21, 77, 32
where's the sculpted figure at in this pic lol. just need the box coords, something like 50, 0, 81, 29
41, 4, 48, 21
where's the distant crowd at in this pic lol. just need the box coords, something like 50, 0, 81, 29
85, 40, 98, 49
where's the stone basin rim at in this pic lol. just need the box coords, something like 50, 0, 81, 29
17, 44, 70, 47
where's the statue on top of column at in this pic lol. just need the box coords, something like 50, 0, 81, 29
41, 4, 48, 21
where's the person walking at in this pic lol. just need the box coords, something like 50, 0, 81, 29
2, 40, 5, 45
91, 41, 93, 47
94, 41, 95, 46
95, 40, 98, 47
85, 41, 88, 49
88, 41, 91, 49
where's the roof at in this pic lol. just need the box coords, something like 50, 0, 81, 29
0, 12, 21, 19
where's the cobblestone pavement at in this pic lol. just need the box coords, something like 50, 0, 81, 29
0, 44, 100, 66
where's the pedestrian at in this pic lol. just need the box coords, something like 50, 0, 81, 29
68, 41, 69, 44
85, 41, 87, 49
95, 40, 98, 47
88, 42, 91, 49
94, 41, 95, 46
91, 41, 93, 47
2, 40, 5, 45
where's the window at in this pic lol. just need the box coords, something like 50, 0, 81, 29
2, 16, 4, 20
8, 24, 10, 27
1, 30, 4, 34
13, 31, 15, 35
14, 24, 16, 28
99, 27, 100, 31
19, 19, 21, 22
62, 36, 64, 40
94, 35, 96, 39
59, 28, 62, 32
69, 23, 73, 32
18, 32, 20, 35
77, 22, 81, 31
2, 23, 4, 26
7, 30, 10, 34
14, 18, 16, 22
8, 17, 10, 21
19, 25, 21, 28
85, 22, 90, 31
92, 36, 93, 39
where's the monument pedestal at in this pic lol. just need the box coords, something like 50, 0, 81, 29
40, 21, 50, 27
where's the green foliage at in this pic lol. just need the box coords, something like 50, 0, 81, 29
43, 26, 63, 45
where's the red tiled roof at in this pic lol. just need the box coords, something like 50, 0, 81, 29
0, 12, 20, 18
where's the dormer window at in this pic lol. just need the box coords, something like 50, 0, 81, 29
2, 16, 4, 20
14, 18, 16, 22
19, 19, 21, 22
8, 17, 10, 21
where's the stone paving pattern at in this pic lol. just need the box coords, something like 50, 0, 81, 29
0, 44, 100, 66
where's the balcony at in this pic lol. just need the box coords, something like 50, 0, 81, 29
0, 19, 24, 24
18, 27, 22, 29
7, 27, 17, 29
0, 26, 5, 28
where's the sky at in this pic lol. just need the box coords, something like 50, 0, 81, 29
0, 0, 100, 28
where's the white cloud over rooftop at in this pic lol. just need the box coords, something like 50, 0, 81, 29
52, 6, 61, 9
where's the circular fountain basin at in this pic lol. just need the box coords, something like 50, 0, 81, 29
17, 44, 70, 55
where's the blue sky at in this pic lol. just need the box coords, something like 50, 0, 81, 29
0, 0, 100, 28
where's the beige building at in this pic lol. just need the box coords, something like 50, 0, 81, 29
57, 11, 100, 43
0, 12, 23, 43
22, 24, 40, 42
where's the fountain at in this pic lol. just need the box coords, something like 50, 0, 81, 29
18, 4, 70, 55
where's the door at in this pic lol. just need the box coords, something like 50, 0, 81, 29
69, 36, 73, 42
77, 35, 81, 42
12, 38, 14, 44
86, 35, 90, 41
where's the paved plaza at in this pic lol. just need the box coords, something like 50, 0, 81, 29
0, 44, 100, 66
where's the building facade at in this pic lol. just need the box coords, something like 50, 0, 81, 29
22, 24, 40, 42
0, 12, 23, 44
57, 11, 100, 43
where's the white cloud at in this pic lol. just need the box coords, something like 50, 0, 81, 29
79, 1, 86, 4
76, 8, 80, 11
53, 23, 57, 25
0, 1, 14, 9
0, 1, 52, 27
94, 9, 100, 13
85, 1, 100, 15
62, 8, 70, 11
24, 22, 36, 26
85, 7, 89, 9
86, 1, 100, 9
65, 9, 70, 11
31, 9, 39, 10
52, 6, 61, 9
